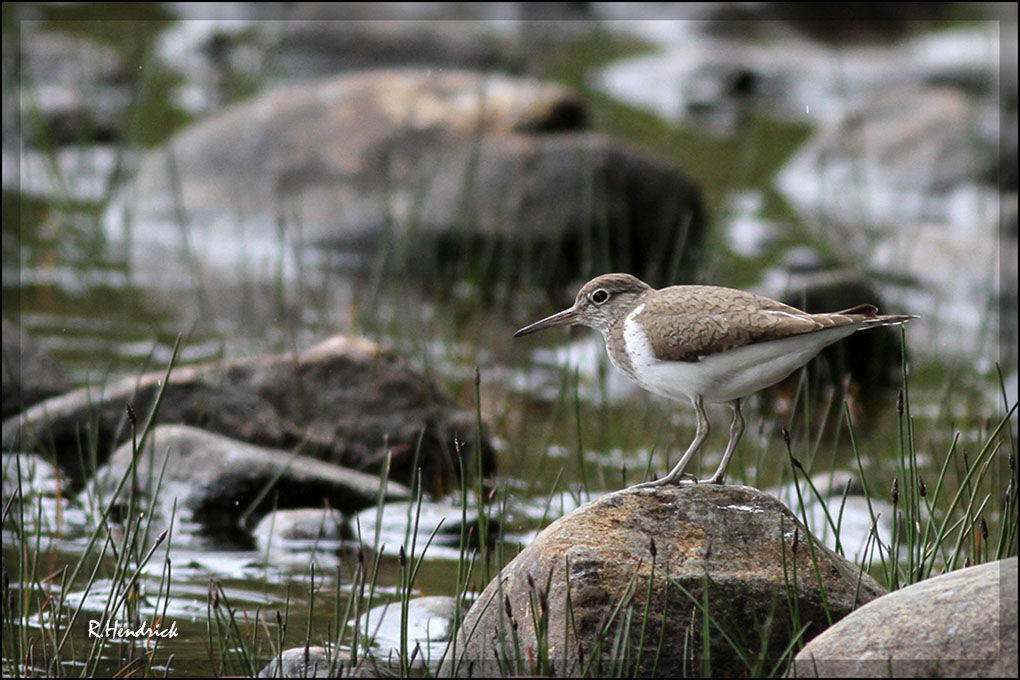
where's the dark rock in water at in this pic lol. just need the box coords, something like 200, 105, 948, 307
258, 645, 391, 678
762, 4, 955, 44
442, 484, 885, 678
93, 424, 411, 528
2, 335, 493, 494
2, 320, 70, 418
271, 19, 518, 75
109, 69, 703, 292
794, 557, 1018, 677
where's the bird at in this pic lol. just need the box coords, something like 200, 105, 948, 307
513, 273, 915, 487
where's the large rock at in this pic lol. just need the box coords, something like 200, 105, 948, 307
107, 69, 703, 291
2, 335, 492, 494
93, 424, 411, 528
160, 4, 595, 93
443, 484, 885, 677
794, 557, 1018, 677
596, 21, 1012, 368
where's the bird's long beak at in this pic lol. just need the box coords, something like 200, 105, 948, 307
513, 307, 579, 337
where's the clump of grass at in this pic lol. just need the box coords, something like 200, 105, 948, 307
3, 337, 181, 677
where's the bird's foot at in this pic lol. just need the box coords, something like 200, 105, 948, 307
697, 475, 726, 485
630, 472, 697, 489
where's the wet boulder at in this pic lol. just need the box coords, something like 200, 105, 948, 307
777, 84, 1009, 363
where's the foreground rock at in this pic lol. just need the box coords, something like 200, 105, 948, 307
3, 335, 491, 494
443, 484, 885, 677
794, 557, 1018, 677
93, 425, 411, 529
109, 69, 704, 291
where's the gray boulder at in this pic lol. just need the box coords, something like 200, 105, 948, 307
443, 484, 885, 677
794, 556, 1018, 677
108, 69, 703, 291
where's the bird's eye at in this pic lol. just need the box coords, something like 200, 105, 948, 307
591, 289, 610, 304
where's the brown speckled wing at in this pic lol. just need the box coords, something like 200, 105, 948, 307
632, 286, 877, 362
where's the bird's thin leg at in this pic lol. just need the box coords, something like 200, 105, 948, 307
633, 395, 709, 488
701, 399, 744, 484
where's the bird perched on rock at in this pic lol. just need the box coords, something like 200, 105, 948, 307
515, 273, 915, 487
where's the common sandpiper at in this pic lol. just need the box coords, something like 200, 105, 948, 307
514, 273, 915, 487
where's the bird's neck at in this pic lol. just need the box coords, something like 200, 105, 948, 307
603, 319, 638, 381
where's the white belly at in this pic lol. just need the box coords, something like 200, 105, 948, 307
620, 311, 859, 404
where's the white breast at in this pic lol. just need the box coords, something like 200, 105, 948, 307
621, 306, 861, 404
